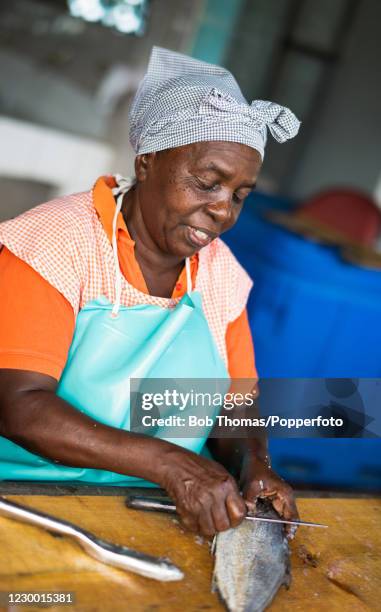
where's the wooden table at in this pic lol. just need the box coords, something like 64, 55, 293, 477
0, 491, 380, 611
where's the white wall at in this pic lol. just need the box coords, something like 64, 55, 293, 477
0, 116, 113, 220
0, 50, 105, 139
292, 0, 381, 205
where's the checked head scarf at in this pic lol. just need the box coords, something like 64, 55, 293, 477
129, 46, 300, 159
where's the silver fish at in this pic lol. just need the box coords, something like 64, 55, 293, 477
212, 499, 291, 612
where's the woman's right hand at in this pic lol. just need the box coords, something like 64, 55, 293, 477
158, 447, 246, 537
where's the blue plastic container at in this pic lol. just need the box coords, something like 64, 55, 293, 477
223, 192, 381, 490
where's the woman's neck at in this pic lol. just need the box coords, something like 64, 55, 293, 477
121, 187, 184, 298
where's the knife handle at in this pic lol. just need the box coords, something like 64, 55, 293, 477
126, 496, 177, 514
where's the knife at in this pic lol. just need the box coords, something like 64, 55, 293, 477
0, 496, 183, 581
125, 495, 328, 528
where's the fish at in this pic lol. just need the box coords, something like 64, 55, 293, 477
212, 499, 291, 612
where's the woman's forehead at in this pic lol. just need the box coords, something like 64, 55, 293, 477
166, 142, 262, 180
168, 141, 261, 166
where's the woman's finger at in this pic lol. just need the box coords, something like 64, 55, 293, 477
198, 506, 217, 537
271, 496, 286, 518
225, 491, 246, 527
176, 506, 199, 533
244, 478, 277, 501
282, 493, 299, 521
210, 499, 231, 532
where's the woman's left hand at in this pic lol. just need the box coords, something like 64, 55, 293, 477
240, 455, 299, 536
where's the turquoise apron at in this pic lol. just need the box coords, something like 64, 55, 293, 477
0, 177, 229, 484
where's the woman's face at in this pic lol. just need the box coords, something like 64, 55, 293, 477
134, 141, 262, 258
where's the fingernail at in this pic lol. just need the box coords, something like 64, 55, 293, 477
286, 526, 298, 540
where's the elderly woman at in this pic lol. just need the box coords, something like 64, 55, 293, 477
0, 47, 299, 536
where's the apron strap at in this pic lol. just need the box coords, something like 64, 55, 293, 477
185, 256, 192, 294
111, 175, 134, 317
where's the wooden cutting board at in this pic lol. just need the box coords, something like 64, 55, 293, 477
0, 495, 380, 611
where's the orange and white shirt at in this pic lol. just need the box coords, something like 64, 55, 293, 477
0, 176, 257, 379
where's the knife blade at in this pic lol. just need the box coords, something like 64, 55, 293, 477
125, 495, 328, 528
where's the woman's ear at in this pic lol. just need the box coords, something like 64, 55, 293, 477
134, 153, 157, 182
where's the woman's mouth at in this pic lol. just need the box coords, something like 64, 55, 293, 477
185, 225, 216, 248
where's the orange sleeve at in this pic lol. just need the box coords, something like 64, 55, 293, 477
226, 307, 258, 379
0, 247, 75, 380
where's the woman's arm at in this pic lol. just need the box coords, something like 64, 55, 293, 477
0, 369, 171, 481
0, 368, 246, 535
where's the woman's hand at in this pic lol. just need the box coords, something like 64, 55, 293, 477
158, 447, 247, 537
240, 455, 299, 536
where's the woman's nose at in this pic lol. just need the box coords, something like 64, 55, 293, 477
205, 197, 233, 224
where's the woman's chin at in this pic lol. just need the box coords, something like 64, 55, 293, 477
166, 235, 200, 258
171, 244, 199, 258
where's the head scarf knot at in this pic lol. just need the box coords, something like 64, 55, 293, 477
129, 47, 300, 159
199, 88, 300, 144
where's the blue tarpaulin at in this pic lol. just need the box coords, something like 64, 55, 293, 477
223, 192, 381, 490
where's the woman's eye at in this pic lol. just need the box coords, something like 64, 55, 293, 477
196, 178, 219, 192
233, 193, 244, 204
233, 188, 254, 204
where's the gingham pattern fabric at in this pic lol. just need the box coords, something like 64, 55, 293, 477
0, 185, 252, 367
129, 46, 300, 159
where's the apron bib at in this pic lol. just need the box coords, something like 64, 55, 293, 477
0, 178, 229, 485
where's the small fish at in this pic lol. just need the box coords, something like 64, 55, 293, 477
212, 499, 291, 612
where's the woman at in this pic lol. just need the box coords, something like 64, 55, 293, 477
0, 47, 300, 536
